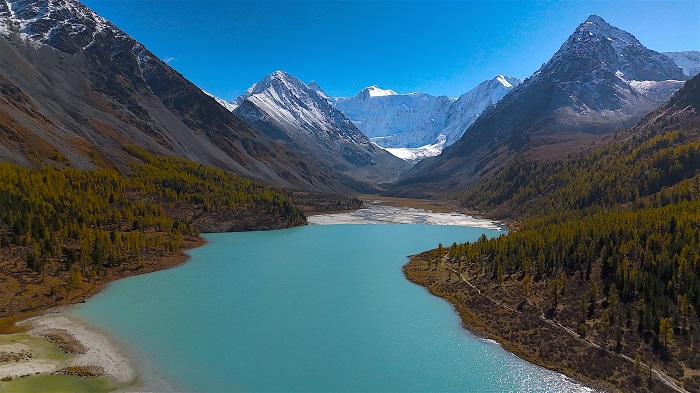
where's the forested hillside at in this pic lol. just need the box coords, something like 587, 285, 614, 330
409, 75, 700, 391
0, 148, 305, 317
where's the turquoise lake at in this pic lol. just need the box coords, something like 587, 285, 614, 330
72, 223, 589, 392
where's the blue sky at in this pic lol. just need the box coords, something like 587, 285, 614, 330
81, 0, 700, 100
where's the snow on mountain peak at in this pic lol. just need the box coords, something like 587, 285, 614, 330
308, 80, 330, 99
233, 71, 371, 147
0, 0, 125, 49
328, 75, 521, 160
495, 75, 517, 88
526, 14, 686, 88
568, 14, 641, 54
663, 51, 700, 77
365, 85, 398, 97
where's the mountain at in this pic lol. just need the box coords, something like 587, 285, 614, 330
413, 73, 700, 393
663, 51, 700, 78
0, 0, 344, 193
440, 76, 521, 145
324, 76, 519, 161
329, 86, 455, 140
373, 76, 521, 162
232, 71, 409, 192
393, 14, 688, 195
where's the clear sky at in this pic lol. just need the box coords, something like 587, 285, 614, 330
81, 0, 700, 101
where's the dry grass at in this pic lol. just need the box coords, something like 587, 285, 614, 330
54, 365, 105, 377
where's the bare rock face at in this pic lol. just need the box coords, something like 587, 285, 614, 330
393, 15, 688, 196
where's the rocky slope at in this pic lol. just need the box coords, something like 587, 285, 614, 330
0, 0, 344, 193
393, 15, 688, 195
232, 71, 409, 192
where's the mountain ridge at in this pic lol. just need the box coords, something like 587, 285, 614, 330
391, 14, 688, 196
0, 0, 345, 193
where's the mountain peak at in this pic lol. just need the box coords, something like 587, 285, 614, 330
0, 0, 125, 51
494, 75, 519, 88
260, 70, 298, 86
363, 85, 398, 97
268, 70, 291, 80
585, 14, 607, 24
567, 14, 641, 53
543, 14, 685, 83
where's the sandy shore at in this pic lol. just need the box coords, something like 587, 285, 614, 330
0, 311, 135, 385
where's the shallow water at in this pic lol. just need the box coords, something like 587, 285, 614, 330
73, 223, 589, 392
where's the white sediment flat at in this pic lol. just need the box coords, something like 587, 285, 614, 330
308, 204, 503, 230
9, 314, 136, 383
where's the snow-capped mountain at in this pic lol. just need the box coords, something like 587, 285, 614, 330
234, 71, 369, 144
329, 87, 455, 139
324, 75, 519, 161
663, 51, 700, 78
506, 14, 686, 134
440, 75, 521, 145
232, 71, 408, 190
394, 14, 689, 195
0, 0, 358, 194
373, 75, 521, 153
0, 0, 123, 48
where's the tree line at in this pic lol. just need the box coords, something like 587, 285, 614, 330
0, 147, 306, 303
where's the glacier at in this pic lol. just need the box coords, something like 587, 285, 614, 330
320, 75, 521, 160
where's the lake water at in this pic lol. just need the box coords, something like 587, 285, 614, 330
72, 220, 589, 392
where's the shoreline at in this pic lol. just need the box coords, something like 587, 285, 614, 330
0, 310, 135, 389
308, 201, 505, 229
0, 201, 505, 391
0, 236, 208, 389
402, 250, 680, 393
0, 235, 207, 327
402, 258, 607, 392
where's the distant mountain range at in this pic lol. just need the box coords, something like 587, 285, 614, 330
324, 76, 521, 161
215, 44, 695, 165
663, 51, 700, 78
1, 2, 698, 199
392, 15, 691, 195
215, 75, 520, 163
